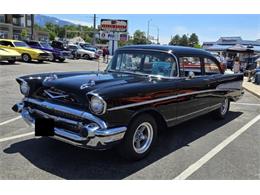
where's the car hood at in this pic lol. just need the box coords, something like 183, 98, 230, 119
42, 71, 148, 96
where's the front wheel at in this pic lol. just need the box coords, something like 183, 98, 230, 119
83, 54, 90, 60
117, 114, 158, 161
22, 53, 31, 62
212, 98, 230, 119
58, 58, 65, 62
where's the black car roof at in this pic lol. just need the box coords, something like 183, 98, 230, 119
118, 44, 214, 57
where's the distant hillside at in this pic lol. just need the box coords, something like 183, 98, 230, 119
35, 14, 76, 27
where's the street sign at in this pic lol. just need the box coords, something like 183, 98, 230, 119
98, 31, 128, 41
100, 19, 128, 32
99, 31, 119, 41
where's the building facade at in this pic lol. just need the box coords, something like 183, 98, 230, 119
0, 14, 49, 41
203, 37, 260, 52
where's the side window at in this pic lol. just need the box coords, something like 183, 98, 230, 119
204, 58, 221, 75
0, 41, 14, 47
179, 56, 202, 77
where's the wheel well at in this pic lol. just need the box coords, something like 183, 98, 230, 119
130, 109, 168, 131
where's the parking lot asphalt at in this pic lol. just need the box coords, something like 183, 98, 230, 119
0, 59, 259, 180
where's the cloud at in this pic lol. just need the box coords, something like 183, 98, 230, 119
62, 19, 93, 27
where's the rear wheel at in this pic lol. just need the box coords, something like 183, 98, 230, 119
117, 114, 158, 161
49, 54, 55, 62
8, 59, 16, 64
22, 53, 31, 62
212, 97, 230, 119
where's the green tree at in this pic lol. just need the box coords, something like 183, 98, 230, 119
189, 33, 199, 47
49, 31, 56, 41
169, 34, 180, 45
132, 30, 148, 44
20, 29, 28, 40
179, 34, 189, 46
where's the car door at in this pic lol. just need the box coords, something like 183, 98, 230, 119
203, 57, 226, 107
172, 55, 210, 124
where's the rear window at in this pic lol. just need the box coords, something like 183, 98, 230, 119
204, 58, 221, 75
179, 56, 202, 76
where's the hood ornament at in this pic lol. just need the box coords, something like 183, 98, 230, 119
80, 80, 96, 90
43, 73, 58, 82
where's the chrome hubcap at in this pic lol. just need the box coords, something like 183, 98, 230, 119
23, 55, 29, 61
221, 98, 228, 115
133, 122, 153, 154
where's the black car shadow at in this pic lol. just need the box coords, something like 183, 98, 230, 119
16, 60, 51, 64
0, 61, 21, 66
4, 111, 242, 180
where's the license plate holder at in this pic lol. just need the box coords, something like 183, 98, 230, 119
35, 118, 54, 136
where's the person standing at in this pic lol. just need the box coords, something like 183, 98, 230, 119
102, 47, 107, 63
233, 57, 240, 73
105, 47, 110, 63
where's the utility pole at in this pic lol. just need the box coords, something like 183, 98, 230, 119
147, 19, 152, 43
157, 27, 159, 44
30, 14, 34, 40
92, 14, 96, 46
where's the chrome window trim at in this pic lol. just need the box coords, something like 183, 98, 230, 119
107, 89, 219, 111
107, 48, 180, 78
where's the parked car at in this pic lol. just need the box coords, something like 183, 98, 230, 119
66, 44, 81, 59
79, 43, 101, 58
0, 48, 21, 64
50, 40, 71, 62
26, 40, 70, 62
12, 45, 243, 160
0, 39, 50, 63
67, 44, 97, 60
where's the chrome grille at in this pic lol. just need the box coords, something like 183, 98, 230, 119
37, 88, 78, 104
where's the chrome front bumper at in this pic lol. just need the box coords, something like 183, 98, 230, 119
13, 98, 127, 149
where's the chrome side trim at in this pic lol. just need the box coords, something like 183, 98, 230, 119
166, 103, 222, 122
107, 89, 219, 111
24, 98, 107, 129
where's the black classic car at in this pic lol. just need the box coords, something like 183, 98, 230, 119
12, 45, 243, 160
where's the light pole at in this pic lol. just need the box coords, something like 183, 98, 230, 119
156, 26, 159, 44
147, 19, 152, 43
92, 14, 96, 46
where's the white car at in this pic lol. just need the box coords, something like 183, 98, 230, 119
68, 44, 97, 60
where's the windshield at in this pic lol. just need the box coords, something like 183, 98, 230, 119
108, 50, 178, 77
40, 42, 53, 49
14, 41, 29, 47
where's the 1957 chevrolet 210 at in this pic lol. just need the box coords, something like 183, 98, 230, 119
12, 45, 243, 160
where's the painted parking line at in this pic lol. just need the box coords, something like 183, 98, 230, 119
0, 131, 34, 143
0, 116, 21, 126
174, 114, 260, 180
231, 102, 260, 106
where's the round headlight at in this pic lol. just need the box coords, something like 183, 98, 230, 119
89, 95, 106, 115
20, 82, 30, 96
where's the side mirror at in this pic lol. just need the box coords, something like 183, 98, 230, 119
187, 71, 195, 79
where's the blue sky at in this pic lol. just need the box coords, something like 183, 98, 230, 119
46, 14, 260, 44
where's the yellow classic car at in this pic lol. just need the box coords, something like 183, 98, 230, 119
0, 48, 21, 64
0, 39, 50, 62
